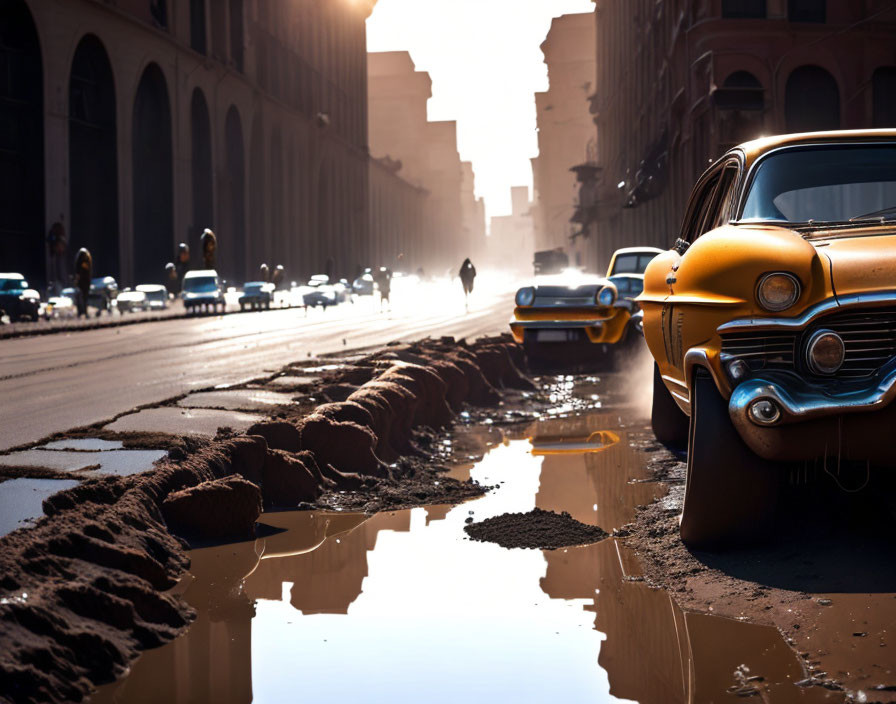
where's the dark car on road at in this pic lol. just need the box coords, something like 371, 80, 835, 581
88, 276, 118, 315
239, 281, 275, 311
0, 273, 40, 322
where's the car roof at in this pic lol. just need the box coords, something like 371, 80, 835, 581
135, 284, 166, 292
733, 128, 896, 168
243, 281, 265, 286
184, 269, 218, 278
612, 247, 664, 255
0, 273, 24, 279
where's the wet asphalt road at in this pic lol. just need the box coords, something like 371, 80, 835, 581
0, 282, 515, 451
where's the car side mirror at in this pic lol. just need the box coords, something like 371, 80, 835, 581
674, 238, 690, 255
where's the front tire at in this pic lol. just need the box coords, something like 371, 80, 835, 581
651, 363, 689, 451
680, 371, 779, 549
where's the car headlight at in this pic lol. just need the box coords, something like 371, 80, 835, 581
756, 272, 800, 312
805, 329, 845, 375
596, 285, 616, 307
515, 287, 535, 307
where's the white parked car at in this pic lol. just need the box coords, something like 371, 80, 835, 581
136, 284, 169, 310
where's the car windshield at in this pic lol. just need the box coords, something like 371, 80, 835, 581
183, 277, 218, 293
145, 290, 166, 301
0, 278, 26, 291
244, 283, 262, 292
611, 254, 656, 274
609, 277, 644, 296
740, 145, 896, 225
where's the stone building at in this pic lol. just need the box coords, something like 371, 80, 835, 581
590, 0, 896, 271
530, 13, 598, 270
368, 51, 484, 276
488, 186, 535, 274
1, 0, 428, 288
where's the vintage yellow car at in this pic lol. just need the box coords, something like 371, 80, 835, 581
640, 129, 896, 547
510, 247, 660, 364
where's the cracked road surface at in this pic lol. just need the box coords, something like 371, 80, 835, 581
0, 281, 515, 451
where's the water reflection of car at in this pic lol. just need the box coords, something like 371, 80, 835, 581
640, 129, 896, 548
137, 284, 169, 310
0, 273, 40, 322
510, 267, 639, 364
182, 269, 225, 313
88, 276, 118, 315
115, 289, 147, 314
240, 281, 275, 311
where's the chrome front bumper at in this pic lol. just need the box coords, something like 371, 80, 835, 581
728, 359, 896, 460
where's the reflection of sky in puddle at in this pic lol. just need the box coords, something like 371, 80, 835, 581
93, 413, 821, 704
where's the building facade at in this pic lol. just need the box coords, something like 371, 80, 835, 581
488, 186, 535, 274
368, 157, 427, 272
531, 13, 598, 270
1, 0, 430, 289
368, 51, 484, 276
591, 0, 896, 271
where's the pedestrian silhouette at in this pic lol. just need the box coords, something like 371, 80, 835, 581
459, 258, 476, 310
73, 247, 92, 318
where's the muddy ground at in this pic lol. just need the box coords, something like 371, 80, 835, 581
2, 337, 895, 703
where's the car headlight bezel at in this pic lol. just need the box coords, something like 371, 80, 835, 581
596, 285, 616, 307
756, 272, 801, 312
515, 287, 535, 307
805, 328, 845, 375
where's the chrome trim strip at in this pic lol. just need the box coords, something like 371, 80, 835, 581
510, 320, 606, 330
717, 291, 896, 333
729, 359, 896, 435
684, 347, 732, 399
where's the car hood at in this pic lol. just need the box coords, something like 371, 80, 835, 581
806, 228, 896, 299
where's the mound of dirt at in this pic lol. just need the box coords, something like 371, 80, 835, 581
464, 508, 608, 550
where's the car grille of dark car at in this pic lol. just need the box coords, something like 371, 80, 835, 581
721, 307, 896, 380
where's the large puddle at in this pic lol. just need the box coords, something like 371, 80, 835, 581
92, 407, 838, 704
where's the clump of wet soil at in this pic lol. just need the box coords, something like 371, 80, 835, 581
0, 334, 536, 704
464, 508, 608, 550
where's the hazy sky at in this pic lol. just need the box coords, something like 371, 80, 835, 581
367, 0, 594, 219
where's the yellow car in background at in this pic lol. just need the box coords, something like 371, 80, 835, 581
639, 129, 896, 547
510, 247, 660, 366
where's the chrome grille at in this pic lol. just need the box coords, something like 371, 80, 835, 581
532, 296, 594, 307
720, 331, 797, 372
721, 307, 896, 380
820, 308, 896, 378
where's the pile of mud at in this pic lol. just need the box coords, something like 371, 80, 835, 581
464, 508, 608, 550
0, 335, 531, 704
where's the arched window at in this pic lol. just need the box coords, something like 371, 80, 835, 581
223, 107, 245, 281
190, 89, 213, 253
0, 0, 44, 286
229, 0, 244, 72
70, 35, 119, 279
190, 0, 207, 54
715, 71, 764, 110
132, 63, 173, 284
248, 116, 266, 273
788, 0, 826, 23
785, 65, 839, 132
721, 0, 766, 18
873, 67, 896, 128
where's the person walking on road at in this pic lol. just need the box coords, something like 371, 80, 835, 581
459, 258, 476, 310
373, 266, 392, 311
73, 247, 92, 318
